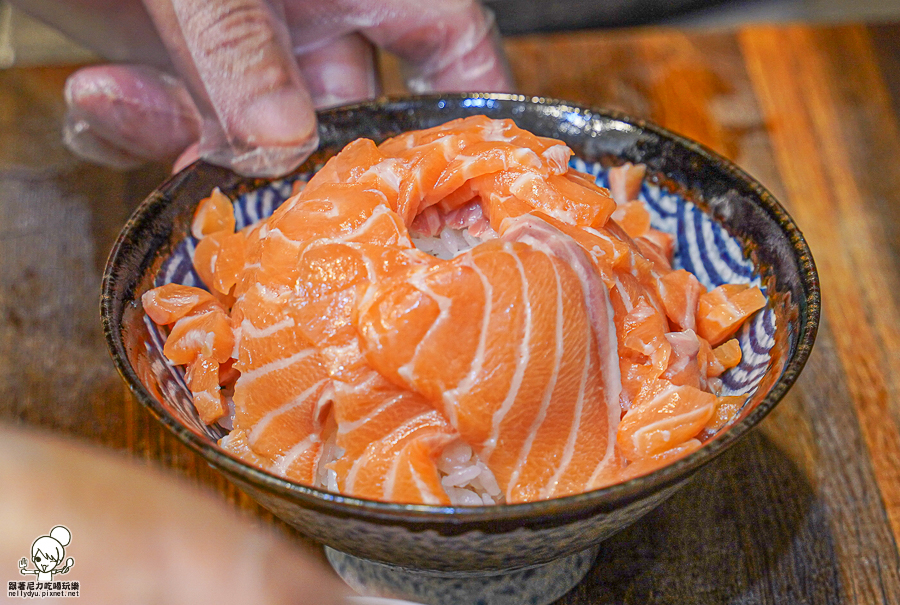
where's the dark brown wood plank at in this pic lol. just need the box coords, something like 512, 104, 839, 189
740, 23, 900, 541
736, 23, 900, 603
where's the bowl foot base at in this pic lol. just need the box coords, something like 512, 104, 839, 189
326, 545, 598, 605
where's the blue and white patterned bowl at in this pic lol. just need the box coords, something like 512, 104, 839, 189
101, 94, 819, 605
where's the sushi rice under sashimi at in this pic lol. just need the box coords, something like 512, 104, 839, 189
143, 116, 765, 506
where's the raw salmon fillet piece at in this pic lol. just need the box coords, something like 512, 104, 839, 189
358, 236, 620, 503
143, 115, 768, 504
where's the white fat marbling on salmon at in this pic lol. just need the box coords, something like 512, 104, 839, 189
541, 145, 572, 174
664, 331, 700, 376
238, 347, 317, 383
248, 378, 329, 445
590, 280, 623, 484
434, 135, 461, 160
509, 171, 538, 197
337, 392, 407, 434
440, 256, 493, 414
272, 434, 320, 475
342, 449, 368, 493
505, 256, 564, 499
514, 147, 543, 170
360, 158, 403, 194
396, 269, 456, 426
544, 328, 594, 499
232, 326, 242, 358
343, 410, 435, 494
411, 464, 443, 505
244, 281, 293, 302
583, 226, 629, 264
383, 450, 400, 500
629, 405, 710, 453
266, 227, 302, 247
481, 244, 531, 462
240, 316, 296, 338
145, 290, 201, 310
480, 120, 515, 142
613, 275, 634, 313
168, 311, 218, 352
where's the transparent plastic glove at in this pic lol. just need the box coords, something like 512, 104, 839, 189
12, 0, 513, 177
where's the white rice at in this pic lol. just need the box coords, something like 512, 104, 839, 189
412, 225, 493, 260
435, 438, 504, 505
315, 429, 344, 492
409, 202, 497, 260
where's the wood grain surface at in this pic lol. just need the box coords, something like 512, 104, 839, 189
2, 22, 899, 604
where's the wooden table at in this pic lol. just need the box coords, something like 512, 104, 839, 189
2, 22, 899, 603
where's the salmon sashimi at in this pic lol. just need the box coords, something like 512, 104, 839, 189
142, 282, 221, 325
142, 115, 767, 505
357, 231, 620, 503
191, 187, 236, 238
697, 284, 767, 346
607, 162, 647, 206
330, 371, 457, 504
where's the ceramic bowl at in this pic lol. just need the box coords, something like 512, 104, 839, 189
101, 94, 819, 605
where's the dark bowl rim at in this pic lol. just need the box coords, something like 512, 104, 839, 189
101, 92, 821, 525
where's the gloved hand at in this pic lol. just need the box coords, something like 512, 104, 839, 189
14, 0, 513, 176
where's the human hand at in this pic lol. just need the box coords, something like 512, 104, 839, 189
13, 0, 513, 177
19, 557, 27, 569
0, 425, 352, 605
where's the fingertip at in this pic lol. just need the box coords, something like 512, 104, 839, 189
242, 87, 317, 147
63, 113, 146, 171
62, 64, 201, 163
197, 87, 319, 177
166, 0, 320, 177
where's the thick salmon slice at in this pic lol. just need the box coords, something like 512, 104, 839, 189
163, 308, 233, 366
616, 438, 702, 482
713, 338, 743, 370
358, 230, 620, 503
329, 371, 456, 503
705, 395, 747, 432
658, 269, 706, 332
611, 200, 651, 239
